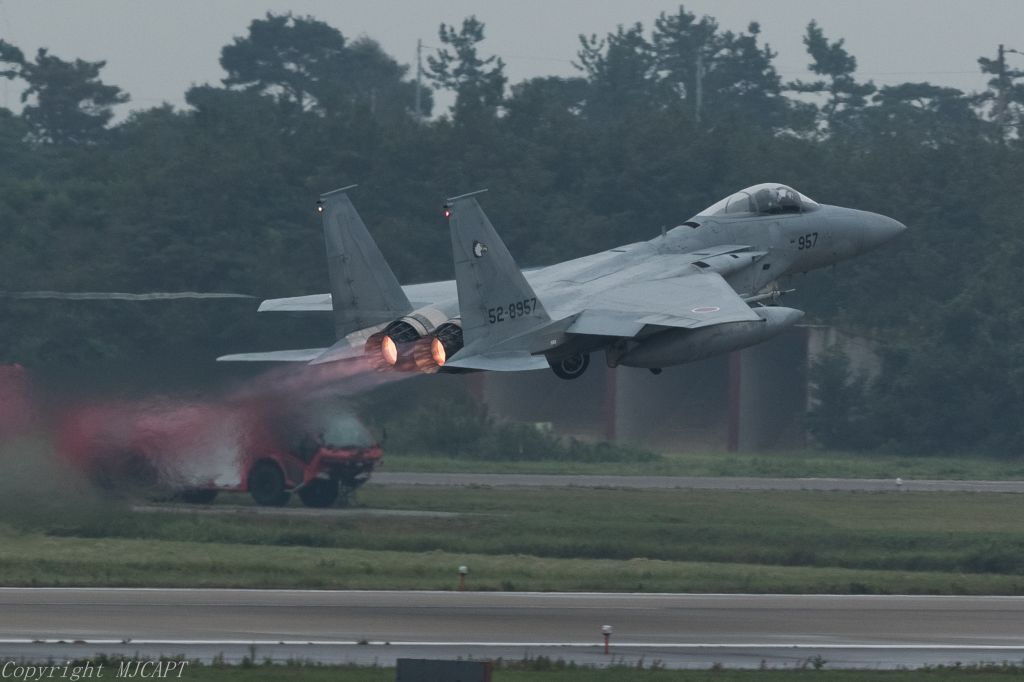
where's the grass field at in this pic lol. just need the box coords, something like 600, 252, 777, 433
3, 482, 1024, 593
37, 660, 1024, 681
382, 449, 1024, 480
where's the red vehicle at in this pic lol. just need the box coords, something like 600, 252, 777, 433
0, 364, 34, 440
56, 395, 382, 507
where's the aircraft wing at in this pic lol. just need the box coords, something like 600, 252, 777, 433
567, 270, 761, 338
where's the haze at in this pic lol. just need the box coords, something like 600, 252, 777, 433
0, 0, 1020, 115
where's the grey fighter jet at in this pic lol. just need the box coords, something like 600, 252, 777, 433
219, 183, 905, 379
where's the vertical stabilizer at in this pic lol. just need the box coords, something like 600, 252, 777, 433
319, 186, 412, 339
446, 191, 550, 349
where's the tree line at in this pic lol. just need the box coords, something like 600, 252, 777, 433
1, 7, 1023, 454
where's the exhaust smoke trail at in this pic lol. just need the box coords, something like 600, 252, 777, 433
230, 354, 411, 404
0, 291, 254, 300
0, 348, 411, 508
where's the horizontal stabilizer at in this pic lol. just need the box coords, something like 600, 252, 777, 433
257, 279, 461, 314
258, 294, 333, 312
216, 348, 326, 363
444, 351, 549, 372
310, 340, 367, 365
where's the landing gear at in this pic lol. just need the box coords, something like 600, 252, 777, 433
248, 460, 290, 507
549, 352, 590, 380
298, 479, 339, 508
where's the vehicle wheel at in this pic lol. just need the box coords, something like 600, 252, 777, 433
248, 461, 290, 507
337, 484, 355, 508
548, 352, 590, 380
178, 489, 218, 504
298, 479, 339, 508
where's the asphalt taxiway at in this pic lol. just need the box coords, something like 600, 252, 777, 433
371, 472, 1024, 493
2, 589, 1024, 669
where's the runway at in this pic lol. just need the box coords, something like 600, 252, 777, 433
2, 589, 1024, 669
371, 472, 1024, 493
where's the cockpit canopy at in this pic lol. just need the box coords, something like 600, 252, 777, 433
698, 183, 819, 217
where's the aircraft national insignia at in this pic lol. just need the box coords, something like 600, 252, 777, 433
472, 241, 488, 258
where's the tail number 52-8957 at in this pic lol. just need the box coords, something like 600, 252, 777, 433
488, 297, 537, 324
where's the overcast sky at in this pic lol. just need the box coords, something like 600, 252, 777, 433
0, 0, 1020, 116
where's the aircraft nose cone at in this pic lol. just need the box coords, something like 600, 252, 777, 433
864, 213, 906, 249
872, 215, 905, 244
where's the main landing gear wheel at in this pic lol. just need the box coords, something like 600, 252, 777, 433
298, 479, 340, 508
248, 461, 290, 507
549, 352, 590, 380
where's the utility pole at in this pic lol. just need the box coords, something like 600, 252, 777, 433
996, 43, 1008, 131
695, 51, 703, 126
414, 38, 423, 122
995, 44, 1023, 139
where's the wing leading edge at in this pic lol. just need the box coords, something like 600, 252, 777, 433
567, 270, 762, 338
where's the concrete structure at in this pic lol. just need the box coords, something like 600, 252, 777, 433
391, 325, 876, 453
476, 326, 877, 452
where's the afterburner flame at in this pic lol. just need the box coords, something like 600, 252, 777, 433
381, 336, 399, 366
431, 337, 447, 366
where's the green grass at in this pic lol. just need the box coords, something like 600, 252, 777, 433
448, 667, 1024, 681
4, 485, 1024, 593
7, 523, 1024, 593
383, 449, 1024, 480
75, 662, 387, 682
50, 660, 1024, 680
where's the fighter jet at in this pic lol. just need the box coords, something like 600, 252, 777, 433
219, 183, 905, 379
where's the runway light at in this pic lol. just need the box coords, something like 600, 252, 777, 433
602, 624, 613, 654
458, 565, 468, 591
381, 336, 399, 366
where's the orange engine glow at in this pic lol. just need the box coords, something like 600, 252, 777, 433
381, 336, 399, 366
431, 337, 447, 366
